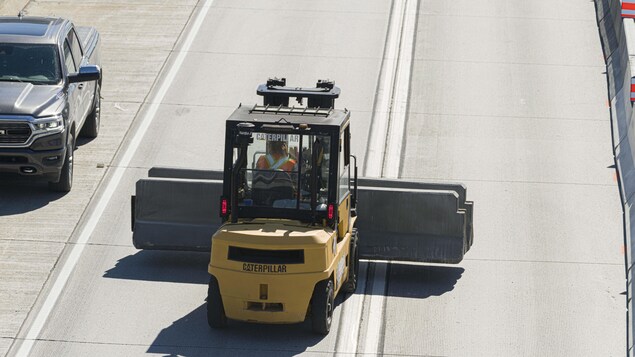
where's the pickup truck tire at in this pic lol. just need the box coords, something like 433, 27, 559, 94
342, 229, 359, 293
207, 275, 227, 328
311, 279, 334, 335
48, 132, 74, 192
81, 83, 100, 138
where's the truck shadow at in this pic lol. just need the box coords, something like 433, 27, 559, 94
0, 138, 96, 214
0, 178, 65, 215
75, 136, 96, 147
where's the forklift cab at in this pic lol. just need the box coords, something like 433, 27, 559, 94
220, 78, 357, 239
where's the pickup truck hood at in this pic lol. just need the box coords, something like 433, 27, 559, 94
0, 82, 63, 117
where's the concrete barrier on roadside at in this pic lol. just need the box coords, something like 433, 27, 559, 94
356, 188, 468, 264
358, 177, 473, 247
595, 0, 635, 353
131, 167, 474, 264
148, 166, 224, 181
132, 177, 223, 251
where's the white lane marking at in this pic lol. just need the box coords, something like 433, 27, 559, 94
334, 261, 368, 356
362, 262, 389, 355
383, 0, 417, 179
13, 1, 214, 356
354, 0, 418, 355
364, 0, 406, 178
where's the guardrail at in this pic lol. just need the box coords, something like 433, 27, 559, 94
595, 0, 635, 354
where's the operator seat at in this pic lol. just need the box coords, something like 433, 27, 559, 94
251, 170, 295, 206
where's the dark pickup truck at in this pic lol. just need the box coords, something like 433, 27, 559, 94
0, 15, 101, 191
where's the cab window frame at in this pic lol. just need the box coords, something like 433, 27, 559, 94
224, 123, 339, 224
338, 125, 351, 204
66, 29, 83, 69
62, 39, 76, 74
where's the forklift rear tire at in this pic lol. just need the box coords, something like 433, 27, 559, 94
311, 279, 334, 335
207, 276, 227, 328
342, 230, 359, 293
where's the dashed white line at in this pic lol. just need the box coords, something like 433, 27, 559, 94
13, 1, 214, 356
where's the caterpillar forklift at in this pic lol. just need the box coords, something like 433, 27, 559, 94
209, 78, 358, 333
130, 78, 474, 335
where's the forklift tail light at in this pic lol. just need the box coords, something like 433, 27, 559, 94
328, 204, 334, 220
221, 198, 228, 216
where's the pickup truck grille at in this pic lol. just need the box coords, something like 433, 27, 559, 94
0, 123, 31, 144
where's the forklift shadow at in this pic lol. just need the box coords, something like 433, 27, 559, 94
385, 262, 464, 299
147, 303, 323, 356
103, 250, 210, 285
338, 261, 464, 304
104, 252, 465, 301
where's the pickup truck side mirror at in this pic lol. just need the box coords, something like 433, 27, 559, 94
68, 65, 101, 84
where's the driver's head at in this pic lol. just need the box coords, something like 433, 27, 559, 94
267, 140, 287, 156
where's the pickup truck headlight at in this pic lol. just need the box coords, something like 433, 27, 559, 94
32, 115, 64, 134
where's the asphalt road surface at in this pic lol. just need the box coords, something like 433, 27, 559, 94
1, 0, 625, 356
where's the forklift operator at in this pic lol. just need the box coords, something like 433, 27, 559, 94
256, 139, 297, 172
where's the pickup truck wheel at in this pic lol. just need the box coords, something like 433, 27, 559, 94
207, 276, 227, 328
342, 229, 359, 293
48, 133, 74, 192
81, 84, 100, 138
311, 279, 334, 335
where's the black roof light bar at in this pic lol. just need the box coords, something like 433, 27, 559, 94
256, 77, 341, 109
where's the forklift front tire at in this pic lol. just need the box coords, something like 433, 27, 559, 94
343, 229, 359, 293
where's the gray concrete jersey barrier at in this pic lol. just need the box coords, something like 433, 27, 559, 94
132, 178, 223, 251
132, 167, 473, 263
595, 0, 635, 354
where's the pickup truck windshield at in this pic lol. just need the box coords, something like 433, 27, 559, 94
0, 44, 61, 84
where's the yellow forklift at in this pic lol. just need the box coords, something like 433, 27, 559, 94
130, 78, 474, 335
208, 78, 358, 333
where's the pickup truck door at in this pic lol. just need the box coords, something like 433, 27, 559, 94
62, 39, 81, 135
67, 29, 93, 127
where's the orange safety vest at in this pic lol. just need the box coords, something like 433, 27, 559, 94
258, 154, 296, 171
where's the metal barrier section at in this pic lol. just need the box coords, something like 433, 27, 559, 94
132, 168, 473, 264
